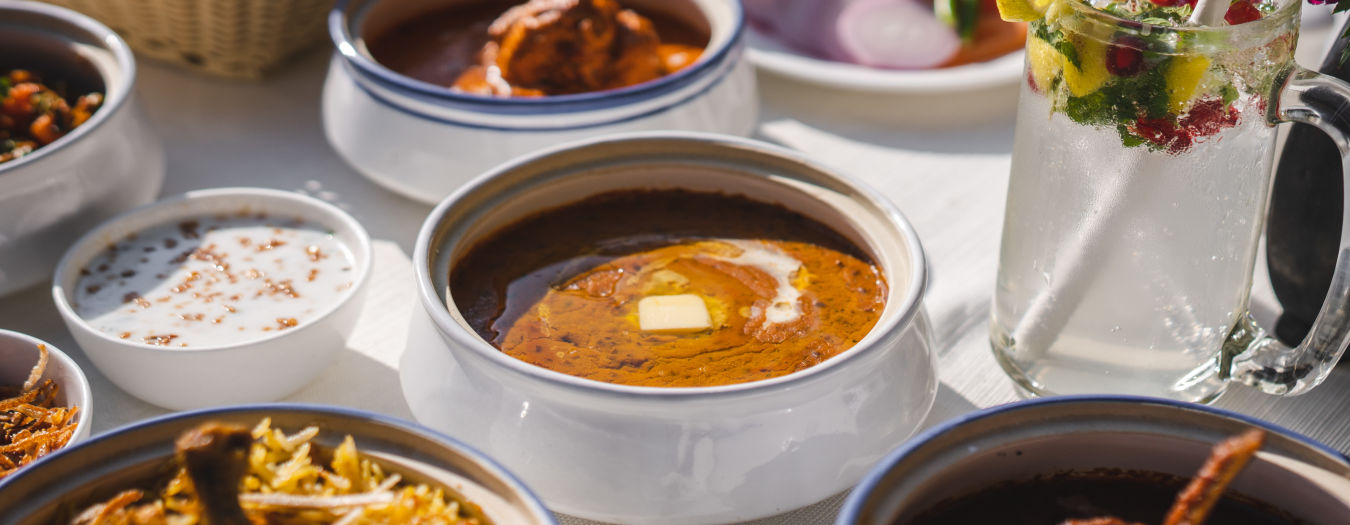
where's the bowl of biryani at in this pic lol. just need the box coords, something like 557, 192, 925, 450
0, 1, 164, 297
0, 329, 91, 479
0, 404, 556, 524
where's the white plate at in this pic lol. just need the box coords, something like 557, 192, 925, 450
746, 24, 1025, 93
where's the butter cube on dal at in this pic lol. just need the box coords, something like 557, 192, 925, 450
638, 294, 711, 332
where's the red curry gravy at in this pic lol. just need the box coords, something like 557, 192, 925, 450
451, 190, 888, 388
367, 0, 709, 96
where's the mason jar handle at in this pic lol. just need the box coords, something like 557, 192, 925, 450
1224, 66, 1350, 395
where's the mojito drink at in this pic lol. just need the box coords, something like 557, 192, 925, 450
991, 0, 1298, 401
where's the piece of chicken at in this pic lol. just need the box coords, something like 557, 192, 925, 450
487, 0, 618, 93
605, 9, 664, 89
481, 0, 664, 94
175, 422, 256, 525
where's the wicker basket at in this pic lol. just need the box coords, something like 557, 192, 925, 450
38, 0, 335, 79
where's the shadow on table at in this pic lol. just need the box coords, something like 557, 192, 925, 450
755, 69, 1019, 156
922, 383, 983, 432
291, 345, 415, 420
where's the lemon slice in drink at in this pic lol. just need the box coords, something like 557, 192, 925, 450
1165, 55, 1212, 113
1025, 36, 1063, 90
996, 0, 1056, 22
1063, 35, 1110, 96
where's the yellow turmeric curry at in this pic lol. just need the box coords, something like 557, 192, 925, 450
451, 190, 887, 387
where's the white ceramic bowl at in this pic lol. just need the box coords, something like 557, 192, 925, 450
322, 0, 759, 204
0, 404, 557, 525
51, 188, 373, 410
0, 329, 92, 447
0, 1, 165, 297
839, 396, 1350, 524
406, 132, 938, 524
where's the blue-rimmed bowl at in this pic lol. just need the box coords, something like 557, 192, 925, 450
838, 396, 1350, 525
322, 0, 758, 203
0, 404, 558, 524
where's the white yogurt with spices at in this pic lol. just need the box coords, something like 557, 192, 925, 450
73, 214, 356, 348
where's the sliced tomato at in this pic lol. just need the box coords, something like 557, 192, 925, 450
941, 15, 1027, 67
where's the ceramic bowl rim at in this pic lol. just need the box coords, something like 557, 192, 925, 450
50, 187, 374, 354
0, 402, 559, 524
0, 328, 92, 443
0, 0, 136, 177
837, 394, 1350, 524
413, 130, 929, 401
328, 0, 745, 110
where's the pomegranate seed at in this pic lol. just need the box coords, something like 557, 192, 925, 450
1132, 118, 1177, 145
1225, 0, 1262, 24
1180, 98, 1240, 136
1106, 36, 1146, 77
1132, 117, 1194, 154
1026, 69, 1040, 94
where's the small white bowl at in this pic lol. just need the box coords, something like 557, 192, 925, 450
322, 0, 758, 203
0, 1, 165, 297
0, 329, 92, 449
51, 188, 373, 410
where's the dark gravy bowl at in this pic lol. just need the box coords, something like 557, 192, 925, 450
839, 396, 1350, 525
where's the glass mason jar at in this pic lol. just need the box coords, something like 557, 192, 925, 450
991, 0, 1350, 402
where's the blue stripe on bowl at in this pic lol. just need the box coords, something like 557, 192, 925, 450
340, 44, 743, 132
329, 0, 745, 116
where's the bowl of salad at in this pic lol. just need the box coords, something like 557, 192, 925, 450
0, 1, 164, 297
744, 0, 1028, 92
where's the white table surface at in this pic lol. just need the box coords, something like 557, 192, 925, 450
3, 12, 1349, 525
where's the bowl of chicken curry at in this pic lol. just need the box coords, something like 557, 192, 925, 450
322, 0, 757, 203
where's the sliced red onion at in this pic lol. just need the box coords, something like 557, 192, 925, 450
746, 0, 852, 59
834, 0, 960, 69
741, 0, 784, 30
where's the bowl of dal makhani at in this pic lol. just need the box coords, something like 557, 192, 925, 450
409, 132, 937, 524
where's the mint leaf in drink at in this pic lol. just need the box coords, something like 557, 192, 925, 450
1033, 23, 1082, 69
1118, 124, 1148, 147
1065, 91, 1114, 125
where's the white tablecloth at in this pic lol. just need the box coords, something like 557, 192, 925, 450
2, 13, 1348, 524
